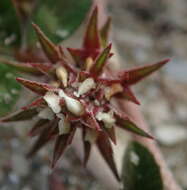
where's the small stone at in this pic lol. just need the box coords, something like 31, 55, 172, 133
155, 125, 187, 146
12, 154, 29, 177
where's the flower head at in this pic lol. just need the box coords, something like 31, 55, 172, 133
0, 6, 169, 181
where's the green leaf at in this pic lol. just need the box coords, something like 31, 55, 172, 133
122, 141, 163, 190
0, 64, 21, 116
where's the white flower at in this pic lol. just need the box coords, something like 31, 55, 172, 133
43, 92, 61, 113
38, 107, 54, 120
77, 78, 96, 96
59, 90, 84, 116
96, 111, 115, 128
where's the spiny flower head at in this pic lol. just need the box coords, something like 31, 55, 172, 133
0, 7, 169, 181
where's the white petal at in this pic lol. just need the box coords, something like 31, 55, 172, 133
43, 92, 61, 114
96, 111, 115, 128
59, 90, 84, 116
38, 107, 54, 120
56, 66, 68, 87
78, 78, 96, 96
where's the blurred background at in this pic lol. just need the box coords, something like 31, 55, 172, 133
0, 0, 187, 189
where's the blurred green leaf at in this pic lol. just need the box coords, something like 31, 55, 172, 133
30, 0, 92, 43
0, 64, 21, 116
0, 1, 21, 47
0, 0, 92, 48
122, 141, 163, 190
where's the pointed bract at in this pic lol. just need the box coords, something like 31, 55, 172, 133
90, 44, 112, 75
16, 77, 58, 95
115, 110, 153, 139
52, 128, 76, 168
67, 48, 84, 65
27, 119, 58, 157
100, 17, 111, 47
120, 59, 170, 85
82, 128, 92, 166
97, 133, 120, 181
83, 6, 100, 50
0, 58, 43, 75
104, 126, 116, 145
32, 23, 61, 63
1, 109, 38, 122
29, 63, 52, 74
117, 86, 140, 105
28, 119, 49, 137
22, 98, 46, 110
51, 134, 70, 168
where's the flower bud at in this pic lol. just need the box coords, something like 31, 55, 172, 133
59, 90, 84, 116
56, 66, 68, 87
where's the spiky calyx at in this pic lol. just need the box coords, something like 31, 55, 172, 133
0, 6, 169, 181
